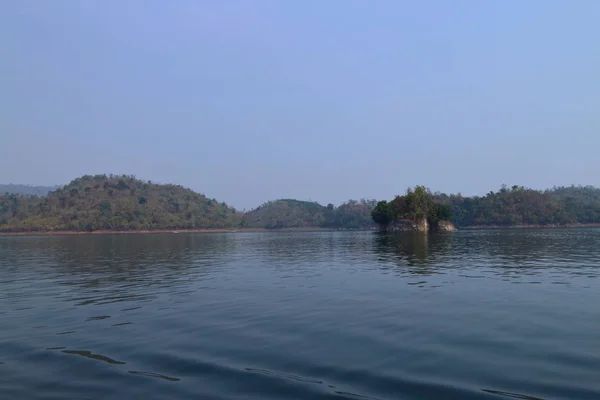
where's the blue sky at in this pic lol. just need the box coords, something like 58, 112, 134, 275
1, 1, 599, 209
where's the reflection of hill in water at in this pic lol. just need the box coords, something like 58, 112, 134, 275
373, 228, 600, 280
255, 231, 374, 265
0, 233, 237, 306
4, 233, 235, 266
2, 229, 600, 299
458, 229, 598, 267
455, 229, 600, 281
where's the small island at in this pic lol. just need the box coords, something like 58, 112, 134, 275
371, 186, 455, 232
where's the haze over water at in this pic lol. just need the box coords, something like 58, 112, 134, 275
1, 229, 600, 399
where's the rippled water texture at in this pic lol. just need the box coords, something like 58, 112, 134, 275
1, 230, 600, 399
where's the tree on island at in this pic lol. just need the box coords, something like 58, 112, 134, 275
371, 200, 395, 227
371, 186, 452, 230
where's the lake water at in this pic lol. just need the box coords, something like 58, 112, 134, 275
1, 230, 600, 400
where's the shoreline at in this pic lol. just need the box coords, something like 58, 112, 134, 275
459, 223, 600, 230
1, 224, 599, 237
0, 227, 362, 237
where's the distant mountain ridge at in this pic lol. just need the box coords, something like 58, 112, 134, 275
0, 184, 59, 196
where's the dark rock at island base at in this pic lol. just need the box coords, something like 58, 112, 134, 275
382, 218, 456, 233
434, 220, 457, 232
386, 218, 429, 232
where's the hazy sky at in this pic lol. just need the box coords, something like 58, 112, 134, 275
1, 1, 599, 209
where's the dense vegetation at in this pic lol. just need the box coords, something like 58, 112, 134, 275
0, 175, 378, 232
436, 185, 600, 227
3, 175, 600, 233
371, 186, 452, 229
241, 199, 377, 229
0, 175, 240, 232
372, 185, 600, 229
242, 199, 325, 229
0, 194, 41, 229
323, 199, 378, 229
0, 184, 58, 196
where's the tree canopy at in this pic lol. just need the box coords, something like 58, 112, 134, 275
435, 185, 600, 227
0, 174, 241, 232
0, 176, 379, 232
371, 186, 452, 228
242, 198, 378, 229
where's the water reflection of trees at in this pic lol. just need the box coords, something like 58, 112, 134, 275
372, 229, 600, 279
0, 233, 237, 306
373, 232, 454, 275
241, 231, 454, 277
454, 229, 600, 267
459, 229, 600, 279
3, 229, 599, 301
253, 231, 376, 269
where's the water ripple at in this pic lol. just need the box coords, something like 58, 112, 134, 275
128, 370, 181, 381
111, 322, 132, 327
2, 231, 600, 399
61, 350, 126, 365
245, 367, 323, 384
482, 389, 545, 399
85, 315, 111, 321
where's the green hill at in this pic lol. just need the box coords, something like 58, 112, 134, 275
0, 175, 378, 232
0, 194, 41, 229
322, 199, 378, 229
435, 185, 600, 227
0, 174, 241, 232
242, 199, 326, 229
242, 199, 377, 229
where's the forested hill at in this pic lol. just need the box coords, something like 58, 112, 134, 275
0, 175, 241, 232
0, 178, 378, 232
3, 176, 600, 232
436, 185, 600, 227
0, 184, 58, 196
241, 199, 378, 229
242, 200, 325, 229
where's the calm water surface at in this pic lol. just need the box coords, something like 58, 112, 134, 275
1, 230, 600, 400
